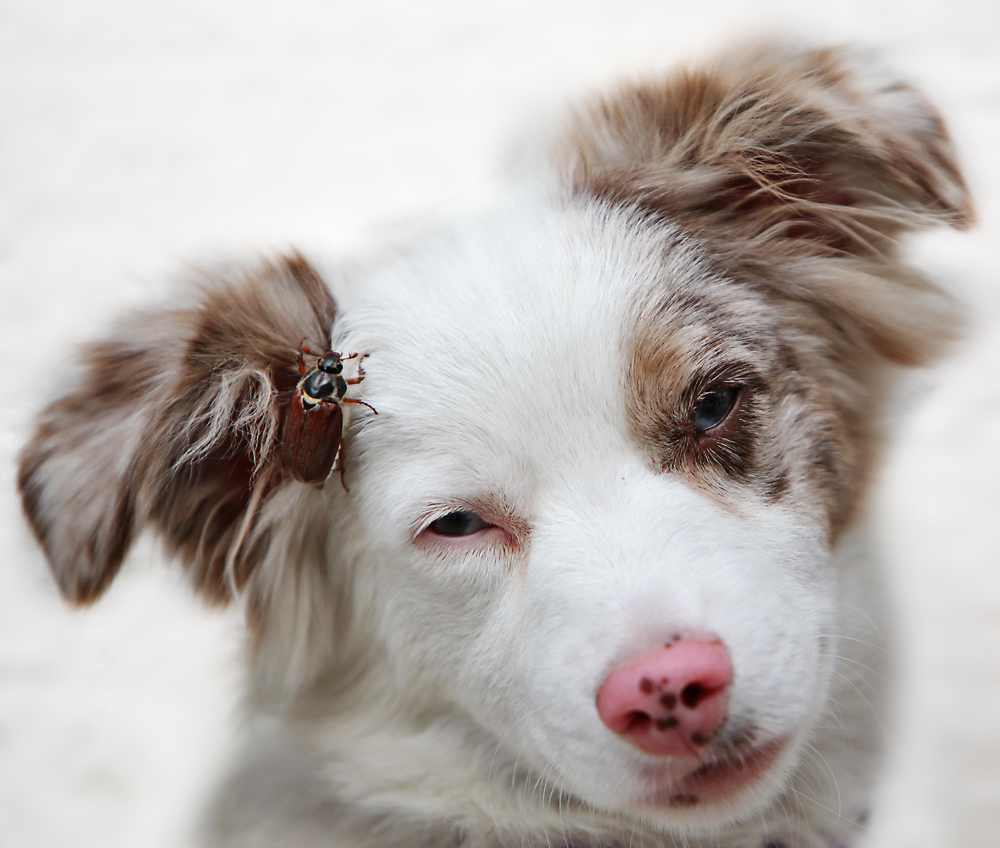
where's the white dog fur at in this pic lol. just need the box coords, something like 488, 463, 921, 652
18, 42, 971, 848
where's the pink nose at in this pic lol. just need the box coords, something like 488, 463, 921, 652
596, 637, 732, 756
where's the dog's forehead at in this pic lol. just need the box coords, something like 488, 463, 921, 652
343, 198, 696, 467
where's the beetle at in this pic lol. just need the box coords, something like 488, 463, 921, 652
280, 343, 377, 487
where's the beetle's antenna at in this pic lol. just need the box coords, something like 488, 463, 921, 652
342, 397, 378, 415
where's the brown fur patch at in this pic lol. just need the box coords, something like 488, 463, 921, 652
625, 260, 890, 538
624, 284, 846, 523
562, 43, 972, 257
17, 253, 336, 606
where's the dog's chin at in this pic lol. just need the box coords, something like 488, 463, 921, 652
647, 737, 785, 804
609, 737, 792, 831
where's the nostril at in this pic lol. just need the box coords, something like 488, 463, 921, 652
623, 711, 652, 733
626, 711, 683, 733
681, 682, 708, 709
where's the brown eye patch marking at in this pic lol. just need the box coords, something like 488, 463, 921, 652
625, 296, 870, 538
627, 319, 770, 491
622, 271, 861, 531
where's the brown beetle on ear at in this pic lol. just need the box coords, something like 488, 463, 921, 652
281, 344, 377, 487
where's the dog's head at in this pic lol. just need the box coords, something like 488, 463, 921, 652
19, 44, 969, 839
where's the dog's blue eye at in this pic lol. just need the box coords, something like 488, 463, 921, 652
428, 510, 490, 537
694, 388, 738, 433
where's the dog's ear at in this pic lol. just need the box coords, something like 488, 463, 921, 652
17, 254, 335, 607
563, 42, 972, 248
561, 43, 972, 364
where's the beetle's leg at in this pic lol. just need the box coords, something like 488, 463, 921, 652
296, 338, 314, 375
342, 397, 377, 415
333, 446, 350, 492
344, 353, 369, 385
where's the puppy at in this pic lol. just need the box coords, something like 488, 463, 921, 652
18, 42, 971, 848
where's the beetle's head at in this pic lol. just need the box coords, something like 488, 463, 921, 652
318, 352, 344, 375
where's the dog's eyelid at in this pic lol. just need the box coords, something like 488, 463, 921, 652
412, 498, 530, 550
414, 511, 512, 554
417, 502, 479, 529
426, 509, 493, 538
690, 361, 761, 396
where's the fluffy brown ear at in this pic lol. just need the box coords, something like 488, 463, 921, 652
561, 43, 973, 366
17, 254, 336, 606
563, 42, 972, 249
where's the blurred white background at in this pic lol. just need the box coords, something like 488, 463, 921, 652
2, 1, 998, 846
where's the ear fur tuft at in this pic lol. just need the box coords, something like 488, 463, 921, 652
17, 253, 336, 606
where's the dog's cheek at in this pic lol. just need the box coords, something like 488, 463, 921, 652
359, 534, 523, 698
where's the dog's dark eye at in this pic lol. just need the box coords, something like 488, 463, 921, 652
427, 510, 491, 537
693, 387, 738, 433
